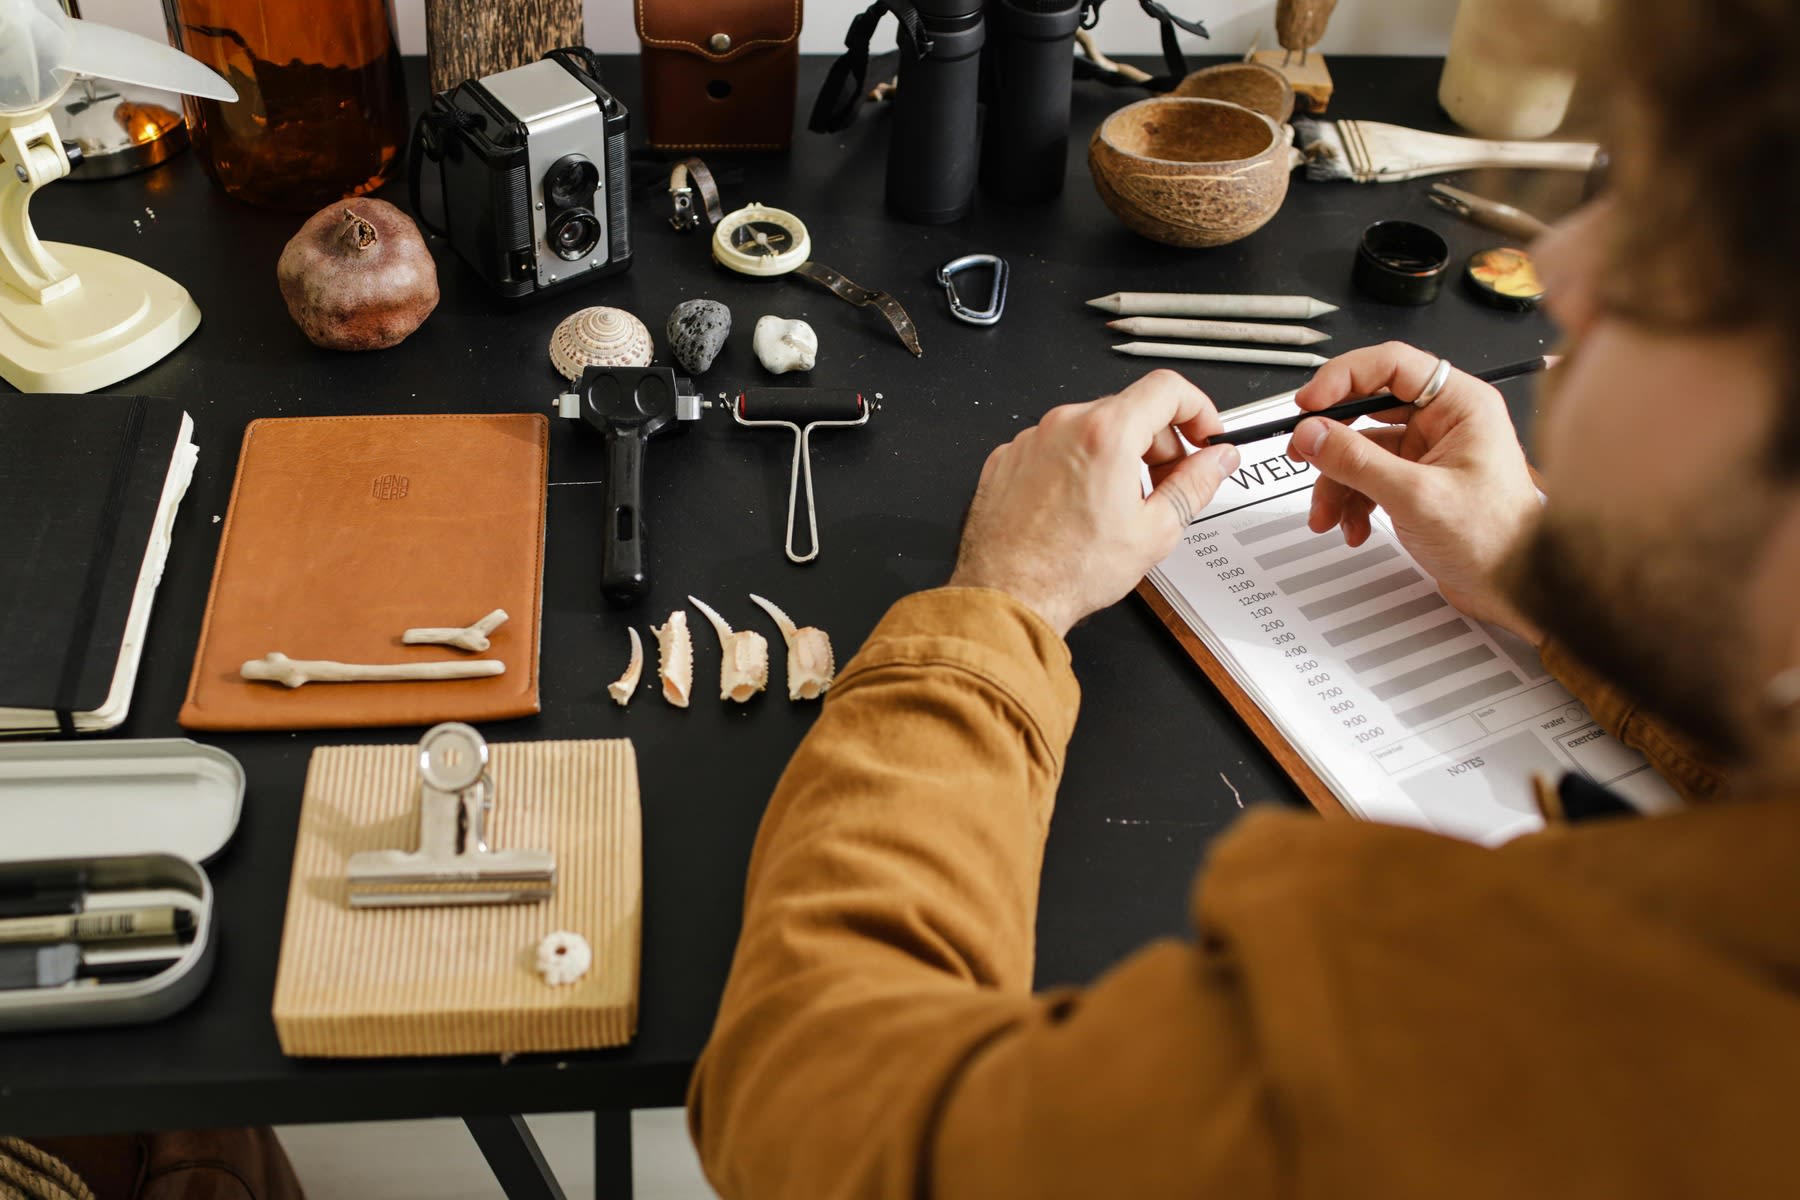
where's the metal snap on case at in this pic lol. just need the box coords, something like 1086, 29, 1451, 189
0, 739, 244, 1032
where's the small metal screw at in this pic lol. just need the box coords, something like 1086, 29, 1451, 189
709, 32, 731, 52
535, 201, 544, 210
547, 273, 558, 282
14, 165, 27, 183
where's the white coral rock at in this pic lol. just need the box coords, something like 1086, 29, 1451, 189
752, 315, 817, 374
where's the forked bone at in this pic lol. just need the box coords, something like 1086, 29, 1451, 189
241, 653, 505, 688
747, 593, 836, 701
689, 596, 769, 703
608, 627, 644, 707
402, 608, 510, 653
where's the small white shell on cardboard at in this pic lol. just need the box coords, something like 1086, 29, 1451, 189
549, 306, 653, 381
535, 930, 592, 986
752, 315, 817, 374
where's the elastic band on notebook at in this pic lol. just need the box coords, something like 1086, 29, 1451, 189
51, 396, 145, 726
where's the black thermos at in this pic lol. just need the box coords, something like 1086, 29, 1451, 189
981, 0, 1084, 203
886, 0, 986, 224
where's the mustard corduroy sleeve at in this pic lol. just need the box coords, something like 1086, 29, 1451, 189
687, 587, 1280, 1200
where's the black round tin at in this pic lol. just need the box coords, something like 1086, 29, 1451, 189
1353, 220, 1450, 305
1464, 246, 1546, 310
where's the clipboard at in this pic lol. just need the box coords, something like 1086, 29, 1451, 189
1136, 579, 1351, 820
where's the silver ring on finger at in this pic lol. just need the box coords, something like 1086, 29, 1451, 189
1413, 357, 1452, 408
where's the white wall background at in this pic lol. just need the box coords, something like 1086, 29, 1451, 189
81, 0, 1455, 60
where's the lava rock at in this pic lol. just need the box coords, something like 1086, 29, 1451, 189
666, 299, 732, 375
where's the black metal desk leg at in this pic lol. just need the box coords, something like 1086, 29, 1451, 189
594, 1108, 634, 1199
465, 1114, 568, 1200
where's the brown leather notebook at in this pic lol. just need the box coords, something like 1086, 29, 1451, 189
179, 414, 547, 731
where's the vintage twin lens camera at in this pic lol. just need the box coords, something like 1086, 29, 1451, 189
415, 48, 631, 300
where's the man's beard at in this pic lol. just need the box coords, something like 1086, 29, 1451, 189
1500, 505, 1762, 762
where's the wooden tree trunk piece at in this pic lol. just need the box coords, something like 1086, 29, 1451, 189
425, 0, 586, 95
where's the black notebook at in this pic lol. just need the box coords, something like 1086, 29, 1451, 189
0, 395, 196, 734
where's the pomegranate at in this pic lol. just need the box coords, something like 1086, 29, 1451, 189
276, 199, 439, 351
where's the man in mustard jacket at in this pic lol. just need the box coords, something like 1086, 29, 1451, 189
689, 0, 1800, 1194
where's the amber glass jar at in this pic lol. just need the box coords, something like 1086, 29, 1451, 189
165, 0, 410, 210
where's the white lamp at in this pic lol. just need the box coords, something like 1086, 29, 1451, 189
0, 0, 235, 393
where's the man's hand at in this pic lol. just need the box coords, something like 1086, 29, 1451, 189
1286, 342, 1545, 642
949, 369, 1242, 638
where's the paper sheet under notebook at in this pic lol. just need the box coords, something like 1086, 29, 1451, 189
1146, 401, 1677, 844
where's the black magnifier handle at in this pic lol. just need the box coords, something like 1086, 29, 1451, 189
601, 422, 649, 607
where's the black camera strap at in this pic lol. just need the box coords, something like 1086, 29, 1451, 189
408, 108, 482, 240
1073, 0, 1209, 91
808, 0, 936, 134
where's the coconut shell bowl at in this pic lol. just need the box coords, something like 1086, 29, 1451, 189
1088, 97, 1297, 249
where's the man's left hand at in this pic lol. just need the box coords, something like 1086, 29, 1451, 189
949, 369, 1242, 638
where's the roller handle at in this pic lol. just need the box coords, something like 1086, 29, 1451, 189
601, 423, 650, 607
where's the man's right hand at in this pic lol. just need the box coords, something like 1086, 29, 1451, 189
1285, 342, 1546, 643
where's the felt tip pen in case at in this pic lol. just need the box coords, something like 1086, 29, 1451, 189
1206, 355, 1557, 449
0, 905, 195, 946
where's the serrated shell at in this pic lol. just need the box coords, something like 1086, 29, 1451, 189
607, 626, 644, 707
689, 595, 769, 703
549, 306, 653, 381
748, 593, 836, 701
652, 611, 693, 708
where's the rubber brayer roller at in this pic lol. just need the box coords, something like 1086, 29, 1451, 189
733, 389, 869, 564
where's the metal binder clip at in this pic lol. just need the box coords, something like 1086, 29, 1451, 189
345, 723, 556, 908
936, 254, 1008, 326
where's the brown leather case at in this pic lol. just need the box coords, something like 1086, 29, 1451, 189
637, 0, 802, 151
179, 414, 547, 732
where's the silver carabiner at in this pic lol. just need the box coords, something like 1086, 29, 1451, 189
936, 253, 1008, 326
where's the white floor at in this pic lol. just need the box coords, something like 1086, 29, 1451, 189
275, 1109, 719, 1200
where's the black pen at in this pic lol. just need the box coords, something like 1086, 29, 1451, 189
1207, 355, 1557, 448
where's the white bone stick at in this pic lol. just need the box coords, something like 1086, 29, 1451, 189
608, 627, 644, 707
401, 608, 510, 653
241, 653, 505, 689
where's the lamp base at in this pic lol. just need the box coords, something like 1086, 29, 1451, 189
0, 242, 200, 393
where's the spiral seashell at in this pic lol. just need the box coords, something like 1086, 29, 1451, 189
549, 306, 653, 381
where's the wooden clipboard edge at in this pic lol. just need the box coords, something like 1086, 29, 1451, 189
1135, 579, 1352, 820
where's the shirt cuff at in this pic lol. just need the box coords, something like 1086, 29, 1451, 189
834, 587, 1083, 765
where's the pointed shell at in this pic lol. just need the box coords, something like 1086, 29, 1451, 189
652, 611, 693, 708
690, 596, 769, 703
549, 306, 653, 381
748, 593, 836, 701
607, 626, 644, 707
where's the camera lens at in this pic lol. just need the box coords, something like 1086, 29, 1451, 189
547, 208, 601, 260
545, 155, 599, 210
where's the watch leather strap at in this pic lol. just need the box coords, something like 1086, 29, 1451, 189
792, 260, 924, 357
669, 157, 725, 230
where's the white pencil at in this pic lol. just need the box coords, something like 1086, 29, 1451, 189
1105, 317, 1330, 346
1111, 342, 1330, 368
1087, 292, 1340, 319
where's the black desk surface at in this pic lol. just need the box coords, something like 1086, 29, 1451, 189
0, 54, 1568, 1135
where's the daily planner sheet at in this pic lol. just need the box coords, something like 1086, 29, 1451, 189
1147, 398, 1677, 844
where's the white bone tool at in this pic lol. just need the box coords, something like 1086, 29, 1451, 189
608, 627, 644, 706
241, 653, 505, 688
345, 723, 555, 907
402, 608, 510, 653
688, 596, 769, 703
